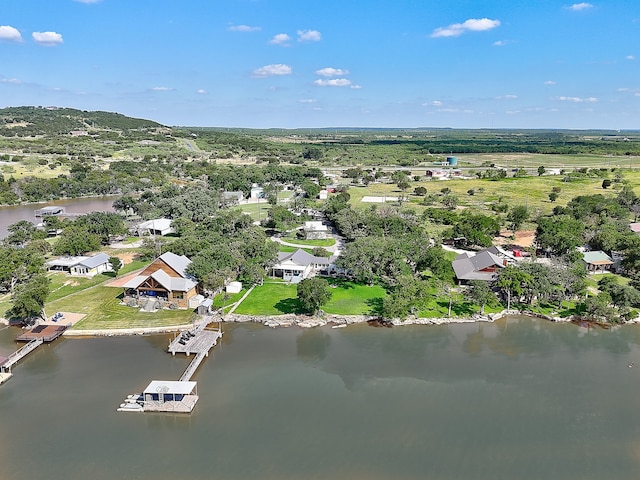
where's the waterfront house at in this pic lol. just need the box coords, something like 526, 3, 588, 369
583, 251, 614, 274
270, 249, 333, 283
452, 248, 507, 283
122, 252, 198, 309
46, 252, 112, 277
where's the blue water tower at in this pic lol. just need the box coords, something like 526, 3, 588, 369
446, 156, 458, 166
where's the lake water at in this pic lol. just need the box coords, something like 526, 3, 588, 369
0, 196, 118, 239
1, 317, 640, 480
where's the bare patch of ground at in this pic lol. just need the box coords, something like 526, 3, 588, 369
41, 311, 86, 326
494, 229, 536, 248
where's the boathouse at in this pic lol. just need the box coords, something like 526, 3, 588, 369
142, 380, 198, 413
123, 252, 198, 309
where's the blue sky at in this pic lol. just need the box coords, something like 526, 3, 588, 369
1, 0, 639, 129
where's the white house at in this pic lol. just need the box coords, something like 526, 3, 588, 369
46, 252, 112, 277
270, 249, 333, 283
303, 221, 329, 240
134, 218, 174, 237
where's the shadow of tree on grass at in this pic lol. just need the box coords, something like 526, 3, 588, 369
274, 297, 305, 315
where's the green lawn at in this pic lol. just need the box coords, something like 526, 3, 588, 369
323, 278, 386, 315
233, 282, 302, 315
279, 245, 313, 254
213, 289, 248, 309
46, 285, 193, 330
0, 293, 11, 319
234, 278, 386, 316
46, 272, 115, 303
282, 235, 336, 247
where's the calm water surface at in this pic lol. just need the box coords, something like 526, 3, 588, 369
1, 318, 640, 480
0, 196, 118, 239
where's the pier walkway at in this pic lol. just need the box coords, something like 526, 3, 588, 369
118, 314, 223, 413
1, 338, 44, 373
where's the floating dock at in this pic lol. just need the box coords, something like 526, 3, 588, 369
118, 316, 222, 413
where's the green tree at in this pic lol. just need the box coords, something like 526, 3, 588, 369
548, 191, 559, 202
53, 226, 102, 256
7, 273, 50, 321
495, 265, 533, 310
466, 280, 496, 314
537, 165, 546, 176
602, 179, 612, 189
109, 256, 122, 276
297, 277, 332, 314
507, 205, 529, 232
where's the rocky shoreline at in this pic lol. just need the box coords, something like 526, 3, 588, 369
223, 309, 575, 329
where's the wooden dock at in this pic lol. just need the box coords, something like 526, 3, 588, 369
16, 324, 68, 342
1, 338, 44, 373
168, 329, 222, 356
118, 315, 223, 413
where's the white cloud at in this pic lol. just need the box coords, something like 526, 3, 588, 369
32, 31, 63, 46
314, 78, 352, 87
197, 89, 207, 94
493, 40, 509, 46
299, 99, 317, 103
350, 84, 362, 89
636, 93, 640, 97
431, 18, 500, 38
151, 86, 174, 91
544, 80, 557, 85
269, 33, 291, 46
0, 26, 22, 42
626, 55, 636, 60
497, 94, 518, 100
422, 100, 443, 107
557, 96, 597, 102
315, 67, 349, 77
252, 64, 293, 78
74, 0, 101, 3
298, 29, 322, 42
566, 3, 593, 11
228, 24, 261, 32
0, 77, 21, 84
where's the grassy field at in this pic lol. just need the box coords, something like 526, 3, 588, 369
323, 278, 386, 315
233, 278, 386, 316
346, 169, 640, 219
46, 285, 193, 330
233, 281, 302, 315
46, 272, 115, 303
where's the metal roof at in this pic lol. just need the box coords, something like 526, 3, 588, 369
583, 251, 613, 265
77, 252, 110, 269
159, 252, 191, 277
276, 249, 331, 267
143, 380, 197, 395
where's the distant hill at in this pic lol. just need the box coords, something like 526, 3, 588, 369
0, 106, 166, 136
